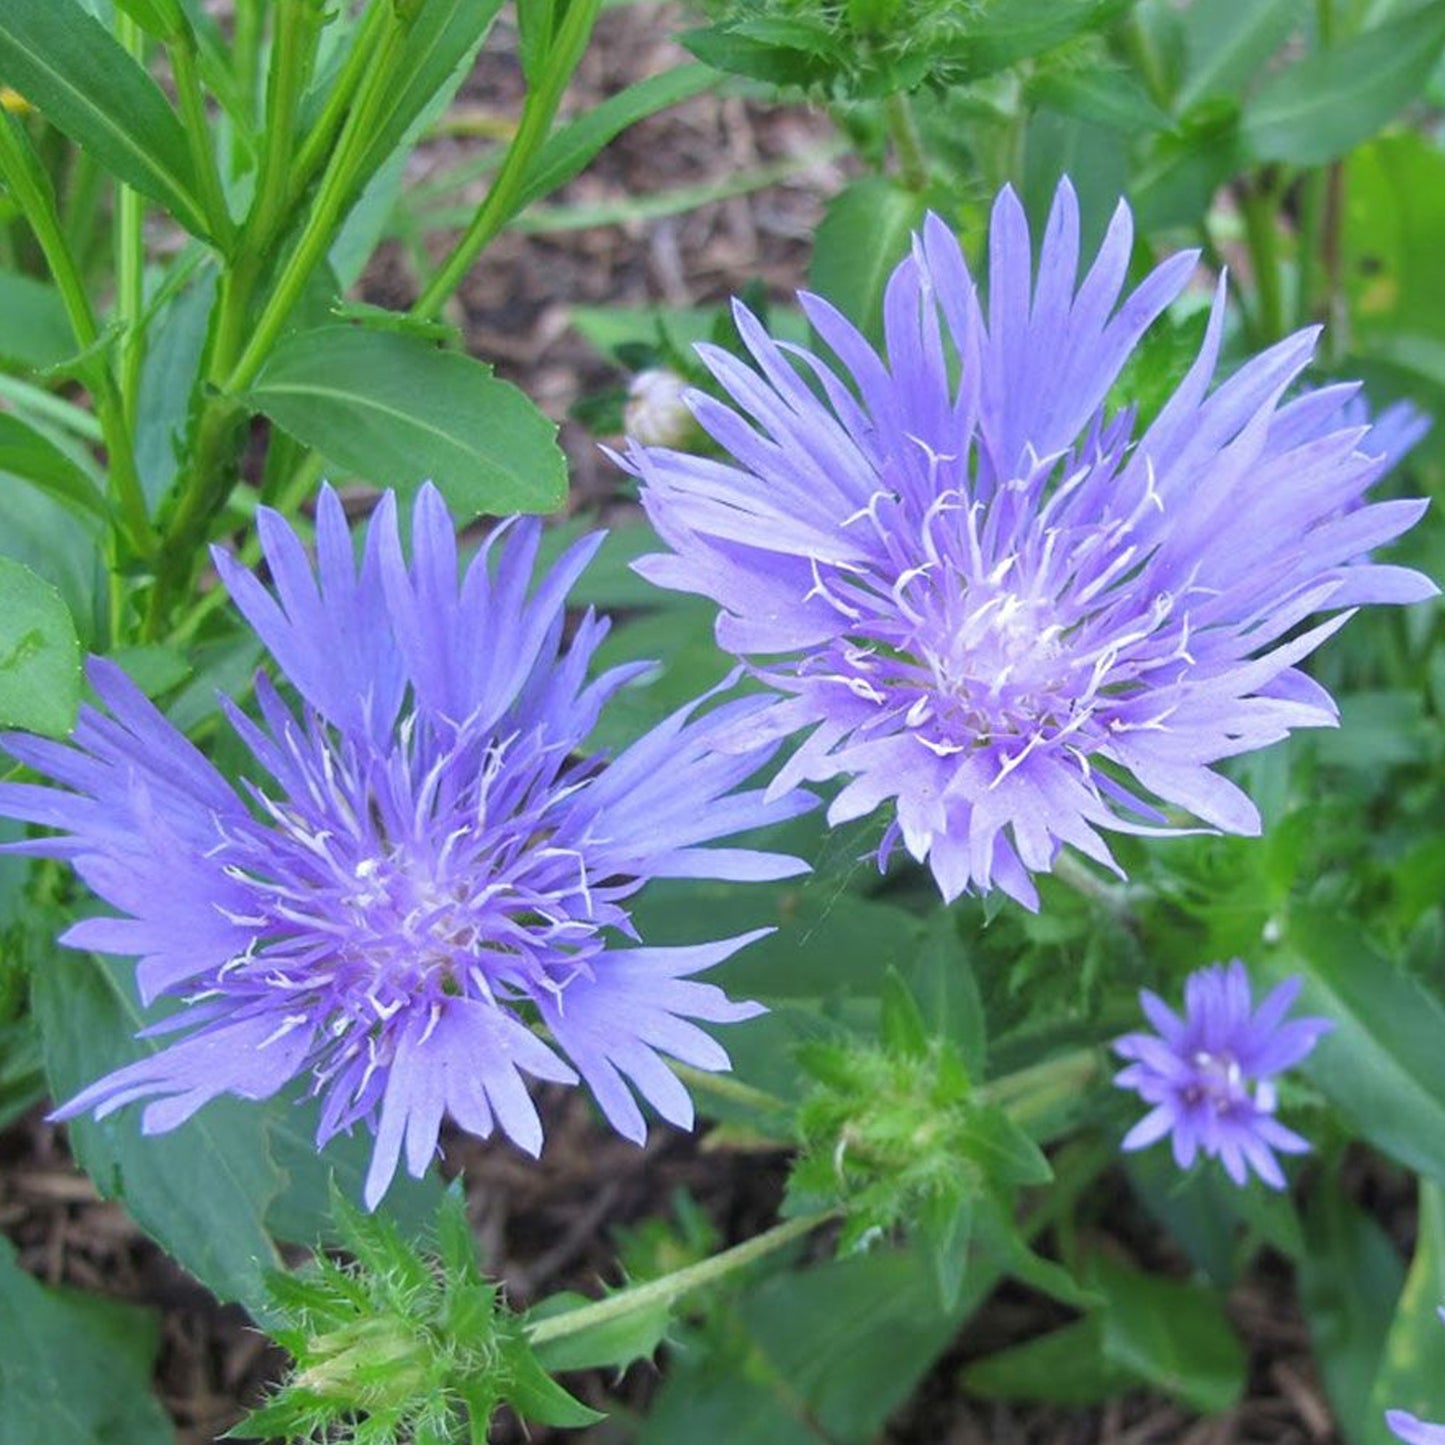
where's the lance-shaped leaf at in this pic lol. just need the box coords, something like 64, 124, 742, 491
245, 324, 567, 515
0, 0, 208, 237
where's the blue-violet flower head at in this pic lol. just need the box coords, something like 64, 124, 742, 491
0, 485, 813, 1207
622, 180, 1437, 908
1113, 960, 1332, 1188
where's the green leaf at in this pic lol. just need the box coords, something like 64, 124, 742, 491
1342, 133, 1445, 361
1242, 2, 1445, 166
0, 1014, 44, 1132
1093, 1255, 1246, 1414
1272, 907, 1445, 1181
133, 263, 216, 511
0, 271, 75, 372
918, 1188, 974, 1312
639, 1244, 996, 1445
529, 1289, 672, 1373
245, 325, 567, 515
1365, 1181, 1445, 1444
502, 1346, 605, 1428
1028, 66, 1173, 133
0, 470, 102, 645
1299, 1186, 1404, 1441
960, 1105, 1052, 1187
264, 1096, 444, 1247
963, 1315, 1133, 1405
0, 0, 208, 236
1175, 0, 1303, 114
112, 0, 190, 41
681, 22, 835, 89
904, 914, 987, 1080
0, 413, 108, 523
0, 1236, 172, 1445
32, 948, 285, 1315
354, 0, 505, 188
809, 175, 926, 344
0, 557, 80, 737
518, 63, 718, 211
879, 968, 930, 1060
966, 0, 1131, 74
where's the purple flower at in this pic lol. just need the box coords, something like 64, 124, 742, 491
621, 181, 1436, 908
1343, 394, 1432, 471
1113, 961, 1332, 1188
1390, 1410, 1445, 1445
0, 486, 812, 1207
1385, 1308, 1445, 1442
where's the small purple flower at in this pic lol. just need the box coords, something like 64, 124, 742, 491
1386, 1308, 1445, 1443
1113, 961, 1332, 1188
0, 486, 813, 1207
1390, 1410, 1445, 1445
622, 180, 1436, 908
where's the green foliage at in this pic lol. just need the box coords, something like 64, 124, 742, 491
242, 1188, 600, 1444
810, 175, 928, 341
787, 969, 1050, 1305
686, 0, 1126, 99
638, 1242, 996, 1444
0, 556, 81, 736
243, 324, 567, 514
1271, 907, 1445, 1183
0, 1236, 172, 1444
1299, 1188, 1406, 1441
0, 0, 210, 236
965, 1256, 1245, 1414
1365, 1183, 1445, 1444
32, 947, 287, 1316
1242, 3, 1445, 167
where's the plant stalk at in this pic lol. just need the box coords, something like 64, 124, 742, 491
0, 113, 154, 563
413, 0, 602, 319
526, 1210, 833, 1347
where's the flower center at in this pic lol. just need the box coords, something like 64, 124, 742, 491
1186, 1049, 1249, 1114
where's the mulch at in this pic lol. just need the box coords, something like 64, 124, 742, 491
0, 4, 1381, 1440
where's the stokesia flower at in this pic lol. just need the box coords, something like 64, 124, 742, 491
621, 180, 1437, 908
0, 485, 813, 1207
1113, 960, 1332, 1188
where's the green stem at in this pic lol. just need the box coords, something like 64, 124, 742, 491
1295, 167, 1325, 331
233, 0, 263, 126
883, 91, 928, 192
1050, 851, 1141, 930
413, 0, 602, 320
526, 1210, 833, 1347
114, 14, 147, 431
978, 1047, 1100, 1137
0, 374, 103, 440
144, 8, 405, 637
245, 0, 320, 256
61, 146, 105, 275
672, 1063, 790, 1117
1121, 9, 1170, 108
287, 2, 391, 211
1320, 162, 1347, 365
169, 35, 237, 253
225, 13, 408, 392
1239, 175, 1286, 346
0, 113, 154, 562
